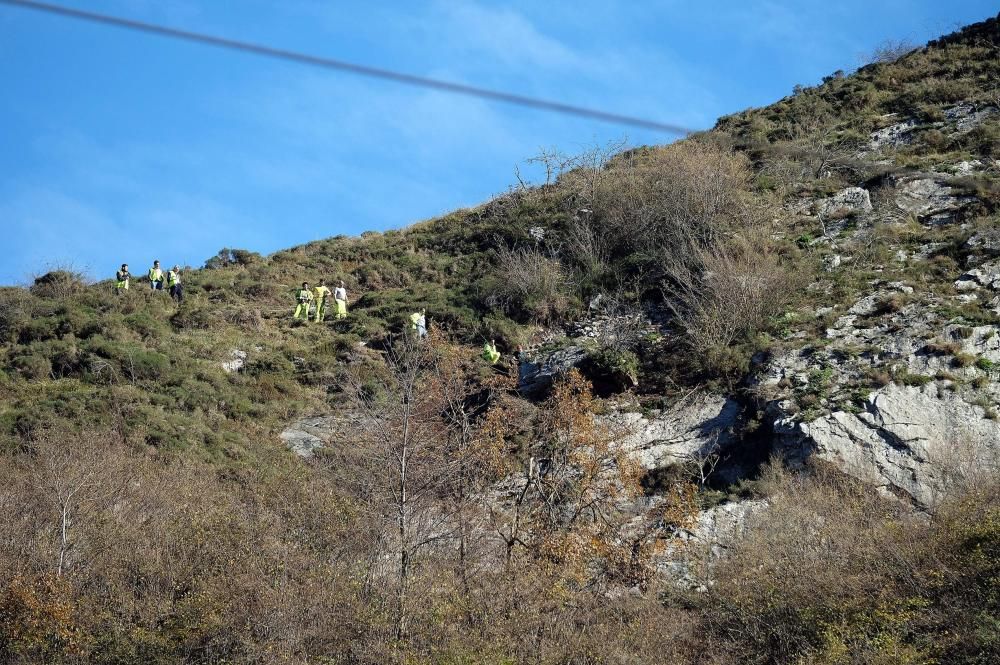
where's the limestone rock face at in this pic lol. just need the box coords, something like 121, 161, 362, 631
895, 177, 973, 218
775, 384, 1000, 507
279, 415, 340, 457
517, 346, 588, 397
609, 394, 743, 470
868, 118, 918, 150
657, 499, 769, 587
817, 187, 873, 218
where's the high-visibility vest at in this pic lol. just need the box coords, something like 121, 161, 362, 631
297, 288, 314, 303
482, 343, 501, 364
167, 271, 180, 287
149, 268, 163, 282
410, 312, 424, 328
116, 271, 129, 287
314, 286, 331, 302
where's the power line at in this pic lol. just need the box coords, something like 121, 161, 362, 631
0, 0, 697, 135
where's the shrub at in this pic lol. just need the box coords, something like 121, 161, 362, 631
583, 347, 640, 394
169, 305, 214, 330
29, 270, 87, 300
490, 245, 571, 323
203, 247, 262, 269
11, 354, 52, 380
663, 229, 794, 354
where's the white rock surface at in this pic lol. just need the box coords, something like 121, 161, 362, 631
279, 415, 340, 457
817, 187, 873, 218
610, 395, 743, 470
895, 177, 971, 217
956, 259, 1000, 291
777, 384, 1000, 507
658, 499, 769, 586
221, 349, 247, 373
868, 118, 918, 150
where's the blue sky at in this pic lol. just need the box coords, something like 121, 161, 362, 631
1, 0, 996, 285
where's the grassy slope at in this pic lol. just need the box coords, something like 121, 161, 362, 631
1, 13, 998, 463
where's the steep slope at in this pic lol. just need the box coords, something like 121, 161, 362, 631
0, 12, 998, 665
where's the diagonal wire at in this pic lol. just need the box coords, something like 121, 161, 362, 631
0, 0, 697, 135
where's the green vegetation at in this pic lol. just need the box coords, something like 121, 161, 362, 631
0, 12, 998, 664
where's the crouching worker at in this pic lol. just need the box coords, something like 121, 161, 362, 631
115, 264, 130, 294
314, 280, 331, 322
168, 266, 183, 303
410, 309, 427, 338
482, 339, 501, 365
334, 280, 348, 320
294, 282, 313, 320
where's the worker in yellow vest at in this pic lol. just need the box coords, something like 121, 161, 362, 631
167, 266, 183, 303
410, 309, 427, 338
482, 339, 501, 364
148, 260, 164, 291
294, 282, 314, 320
334, 280, 348, 320
115, 264, 130, 294
313, 280, 332, 322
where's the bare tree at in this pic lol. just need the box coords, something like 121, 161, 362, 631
862, 38, 917, 65
342, 335, 457, 641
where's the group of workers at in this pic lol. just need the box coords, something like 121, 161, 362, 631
294, 280, 349, 322
293, 289, 501, 364
114, 260, 183, 302
110, 260, 501, 364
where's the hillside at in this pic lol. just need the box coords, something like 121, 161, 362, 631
1, 13, 999, 664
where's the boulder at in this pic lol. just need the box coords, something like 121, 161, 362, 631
817, 187, 872, 218
609, 394, 744, 470
518, 345, 588, 397
955, 259, 1000, 291
222, 349, 247, 373
279, 415, 340, 457
895, 177, 973, 218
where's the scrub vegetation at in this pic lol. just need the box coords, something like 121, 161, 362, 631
0, 13, 999, 664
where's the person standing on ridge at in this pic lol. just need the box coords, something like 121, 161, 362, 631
294, 282, 314, 321
482, 339, 501, 365
148, 260, 165, 291
168, 265, 183, 303
313, 279, 332, 322
115, 264, 130, 294
410, 308, 427, 338
334, 280, 348, 320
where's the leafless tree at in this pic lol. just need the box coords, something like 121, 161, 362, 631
341, 335, 457, 640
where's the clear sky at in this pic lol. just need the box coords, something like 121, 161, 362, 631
1, 0, 996, 285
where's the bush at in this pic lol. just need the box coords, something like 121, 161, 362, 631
203, 247, 262, 269
29, 270, 88, 300
11, 354, 52, 380
664, 230, 794, 354
490, 245, 571, 323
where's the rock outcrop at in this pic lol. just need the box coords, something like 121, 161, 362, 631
608, 394, 744, 470
517, 345, 588, 397
774, 384, 999, 507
